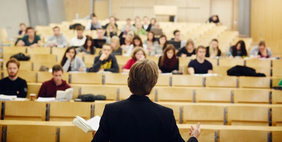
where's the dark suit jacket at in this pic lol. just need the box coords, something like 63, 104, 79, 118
91, 95, 198, 142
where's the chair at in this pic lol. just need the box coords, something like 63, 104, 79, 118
60, 126, 93, 142
239, 77, 271, 88
178, 57, 192, 66
213, 66, 230, 75
3, 71, 37, 83
157, 102, 183, 123
233, 89, 270, 104
218, 129, 269, 142
195, 88, 232, 103
272, 77, 281, 87
69, 73, 102, 85
2, 46, 26, 54
272, 131, 282, 142
272, 90, 282, 104
183, 104, 227, 125
273, 60, 282, 69
156, 87, 193, 102
119, 86, 155, 101
172, 75, 203, 87
156, 75, 170, 86
273, 67, 282, 77
80, 85, 118, 101
218, 58, 244, 67
83, 54, 96, 65
245, 59, 271, 68
206, 76, 237, 88
51, 47, 66, 61
6, 125, 57, 142
94, 101, 114, 116
205, 58, 218, 67
3, 61, 32, 71
48, 102, 92, 121
146, 56, 159, 64
27, 47, 51, 54
115, 56, 131, 65
4, 101, 46, 121
27, 83, 42, 98
37, 72, 69, 83
30, 54, 57, 62
227, 105, 270, 126
252, 66, 271, 76
104, 73, 128, 85
33, 62, 58, 71
272, 106, 282, 126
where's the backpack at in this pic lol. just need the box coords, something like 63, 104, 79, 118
77, 94, 106, 102
10, 53, 30, 61
227, 65, 266, 77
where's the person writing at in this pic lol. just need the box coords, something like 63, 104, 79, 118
91, 59, 201, 142
177, 39, 196, 57
188, 46, 213, 75
205, 39, 221, 58
249, 41, 272, 58
89, 44, 119, 73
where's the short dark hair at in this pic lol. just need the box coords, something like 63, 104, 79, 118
196, 45, 206, 53
26, 27, 34, 32
52, 64, 63, 73
76, 25, 84, 31
173, 30, 180, 35
259, 41, 266, 47
53, 26, 60, 30
6, 58, 20, 68
127, 59, 158, 96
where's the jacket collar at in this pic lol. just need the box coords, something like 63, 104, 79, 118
127, 94, 152, 102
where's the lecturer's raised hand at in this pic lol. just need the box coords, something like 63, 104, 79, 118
189, 122, 201, 139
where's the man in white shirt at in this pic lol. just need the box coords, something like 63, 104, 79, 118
69, 26, 86, 47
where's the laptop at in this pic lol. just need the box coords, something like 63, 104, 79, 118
93, 39, 106, 48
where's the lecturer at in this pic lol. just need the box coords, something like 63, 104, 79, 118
91, 59, 201, 142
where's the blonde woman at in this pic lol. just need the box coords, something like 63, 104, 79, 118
205, 39, 222, 58
111, 36, 122, 55
104, 23, 117, 38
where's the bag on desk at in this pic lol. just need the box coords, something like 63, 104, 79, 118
10, 53, 30, 61
78, 94, 106, 102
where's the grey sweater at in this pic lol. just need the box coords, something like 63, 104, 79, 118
45, 34, 68, 48
62, 56, 86, 72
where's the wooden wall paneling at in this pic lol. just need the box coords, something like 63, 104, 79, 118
64, 0, 90, 21
94, 0, 109, 20
211, 0, 233, 30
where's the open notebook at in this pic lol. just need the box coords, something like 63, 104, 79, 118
73, 115, 101, 133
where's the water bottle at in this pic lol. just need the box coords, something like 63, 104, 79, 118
10, 38, 14, 47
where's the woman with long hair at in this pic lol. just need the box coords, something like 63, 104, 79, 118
61, 47, 86, 72
77, 36, 96, 55
158, 44, 179, 73
228, 40, 247, 57
111, 36, 122, 55
205, 39, 221, 58
125, 35, 147, 56
177, 39, 196, 57
122, 47, 146, 73
143, 31, 158, 51
104, 23, 117, 38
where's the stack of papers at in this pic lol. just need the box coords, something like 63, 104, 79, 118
73, 115, 101, 133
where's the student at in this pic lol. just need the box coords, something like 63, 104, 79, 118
133, 16, 141, 27
76, 36, 96, 55
61, 47, 86, 72
158, 44, 179, 73
120, 31, 134, 48
91, 59, 201, 142
104, 16, 118, 29
142, 16, 150, 31
85, 14, 102, 30
122, 47, 146, 73
104, 23, 117, 38
188, 46, 213, 75
16, 27, 41, 47
69, 26, 86, 47
0, 58, 27, 98
177, 39, 196, 57
150, 35, 168, 56
121, 18, 135, 31
94, 28, 111, 44
143, 31, 158, 51
125, 36, 147, 56
134, 22, 147, 36
227, 40, 248, 57
18, 23, 27, 36
119, 24, 131, 39
250, 41, 272, 58
205, 39, 221, 58
208, 15, 220, 24
111, 36, 122, 56
45, 26, 68, 48
38, 65, 71, 98
89, 44, 119, 73
168, 30, 186, 50
146, 18, 157, 31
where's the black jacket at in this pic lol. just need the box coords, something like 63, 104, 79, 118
92, 95, 198, 142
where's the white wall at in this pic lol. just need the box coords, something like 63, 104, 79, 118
0, 0, 30, 40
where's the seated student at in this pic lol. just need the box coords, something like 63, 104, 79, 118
89, 44, 119, 73
147, 18, 157, 31
158, 44, 179, 73
111, 36, 122, 56
134, 22, 147, 36
120, 31, 134, 48
250, 41, 272, 58
119, 24, 132, 39
18, 23, 27, 36
177, 39, 196, 57
45, 26, 68, 48
0, 58, 27, 98
142, 16, 150, 31
16, 27, 41, 47
188, 46, 213, 75
94, 28, 110, 44
208, 15, 220, 24
143, 31, 158, 51
205, 39, 222, 58
168, 30, 186, 50
227, 40, 248, 57
121, 18, 135, 32
69, 26, 86, 47
85, 14, 102, 30
76, 36, 96, 55
38, 65, 71, 98
133, 16, 141, 27
125, 36, 147, 56
150, 35, 168, 56
104, 16, 118, 29
61, 47, 86, 72
104, 23, 117, 38
122, 47, 146, 73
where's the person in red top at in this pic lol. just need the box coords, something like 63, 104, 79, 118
122, 47, 146, 73
38, 65, 71, 98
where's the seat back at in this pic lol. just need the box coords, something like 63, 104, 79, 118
157, 87, 193, 102
70, 73, 102, 85
172, 75, 203, 87
233, 89, 270, 104
239, 77, 271, 88
206, 76, 237, 88
195, 88, 232, 103
80, 85, 118, 101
